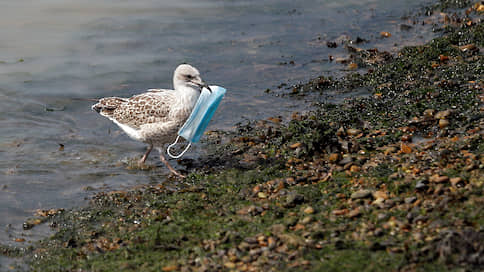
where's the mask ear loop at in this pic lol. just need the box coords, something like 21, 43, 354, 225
167, 136, 192, 159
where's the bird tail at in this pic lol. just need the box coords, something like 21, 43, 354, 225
91, 97, 128, 116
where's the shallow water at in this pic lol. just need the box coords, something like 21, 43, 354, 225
0, 0, 437, 257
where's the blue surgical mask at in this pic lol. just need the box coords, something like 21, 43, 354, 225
167, 85, 226, 158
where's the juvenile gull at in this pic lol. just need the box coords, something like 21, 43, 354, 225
92, 64, 210, 177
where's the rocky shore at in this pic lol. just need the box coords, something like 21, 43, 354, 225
4, 1, 483, 271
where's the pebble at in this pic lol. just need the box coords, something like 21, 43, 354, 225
338, 156, 353, 165
303, 206, 315, 214
267, 237, 277, 249
332, 209, 348, 216
301, 216, 312, 224
435, 109, 451, 119
450, 177, 464, 187
415, 178, 429, 190
372, 190, 388, 200
380, 31, 391, 38
429, 175, 449, 183
347, 207, 361, 218
346, 128, 361, 136
284, 192, 305, 207
162, 265, 178, 272
351, 189, 373, 199
404, 196, 417, 204
336, 127, 346, 137
347, 63, 358, 70
377, 213, 389, 221
350, 165, 361, 172
400, 143, 412, 154
257, 192, 267, 199
290, 142, 302, 149
423, 109, 435, 118
328, 153, 341, 163
401, 134, 412, 142
439, 119, 450, 129
373, 228, 384, 237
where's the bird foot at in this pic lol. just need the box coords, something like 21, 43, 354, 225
137, 160, 151, 170
170, 170, 186, 179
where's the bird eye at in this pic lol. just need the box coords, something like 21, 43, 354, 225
186, 75, 193, 79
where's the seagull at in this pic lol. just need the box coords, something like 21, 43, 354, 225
92, 64, 211, 178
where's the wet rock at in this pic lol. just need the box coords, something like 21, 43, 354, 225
374, 228, 384, 237
401, 134, 412, 142
290, 142, 302, 149
347, 63, 358, 70
380, 31, 391, 38
303, 206, 315, 214
284, 192, 305, 208
328, 153, 341, 163
278, 233, 304, 247
423, 109, 436, 118
414, 215, 428, 224
338, 156, 353, 165
332, 209, 349, 216
439, 119, 450, 129
450, 177, 465, 187
435, 110, 451, 119
301, 216, 312, 225
224, 262, 236, 269
429, 175, 449, 183
336, 127, 346, 137
346, 128, 361, 136
372, 190, 389, 200
405, 196, 417, 204
257, 192, 267, 199
415, 178, 429, 191
349, 165, 361, 173
351, 189, 373, 199
347, 207, 361, 218
400, 143, 412, 154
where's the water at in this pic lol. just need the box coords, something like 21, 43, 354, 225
0, 0, 437, 258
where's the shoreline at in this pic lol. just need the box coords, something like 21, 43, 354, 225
4, 1, 484, 271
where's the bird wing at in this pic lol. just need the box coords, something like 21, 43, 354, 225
95, 90, 176, 129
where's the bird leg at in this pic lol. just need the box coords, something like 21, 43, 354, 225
160, 152, 185, 178
138, 144, 153, 166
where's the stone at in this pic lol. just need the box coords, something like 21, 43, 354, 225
405, 196, 417, 204
435, 110, 451, 119
415, 178, 429, 190
303, 206, 315, 214
439, 119, 450, 129
338, 156, 353, 165
257, 192, 267, 199
351, 189, 373, 199
346, 128, 361, 136
284, 192, 305, 207
450, 177, 464, 187
429, 175, 449, 183
347, 207, 361, 218
328, 153, 341, 163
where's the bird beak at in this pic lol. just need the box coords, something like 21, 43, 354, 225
201, 83, 212, 93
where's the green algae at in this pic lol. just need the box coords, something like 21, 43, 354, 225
23, 2, 484, 271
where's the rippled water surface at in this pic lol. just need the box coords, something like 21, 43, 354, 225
0, 0, 437, 256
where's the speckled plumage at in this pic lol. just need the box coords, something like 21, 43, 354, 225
92, 64, 209, 177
